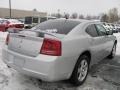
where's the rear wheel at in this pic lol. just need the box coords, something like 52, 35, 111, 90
108, 43, 116, 59
70, 55, 89, 86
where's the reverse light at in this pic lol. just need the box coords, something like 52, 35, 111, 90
40, 38, 61, 56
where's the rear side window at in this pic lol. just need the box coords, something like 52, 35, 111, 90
95, 24, 107, 36
32, 20, 81, 34
86, 24, 98, 37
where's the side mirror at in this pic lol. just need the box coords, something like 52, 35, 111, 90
106, 30, 113, 35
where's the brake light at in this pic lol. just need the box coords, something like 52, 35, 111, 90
40, 38, 61, 56
6, 34, 9, 45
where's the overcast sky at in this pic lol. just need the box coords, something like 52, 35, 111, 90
0, 0, 119, 15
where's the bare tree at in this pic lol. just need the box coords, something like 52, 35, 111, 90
56, 9, 62, 18
33, 8, 37, 12
108, 8, 119, 23
51, 13, 56, 17
64, 13, 70, 19
51, 13, 63, 18
71, 13, 78, 19
79, 14, 84, 19
91, 16, 99, 20
86, 15, 92, 20
100, 13, 109, 22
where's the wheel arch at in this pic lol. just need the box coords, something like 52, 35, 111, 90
70, 50, 91, 78
69, 50, 91, 83
79, 50, 91, 64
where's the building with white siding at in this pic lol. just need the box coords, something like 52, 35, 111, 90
0, 7, 47, 18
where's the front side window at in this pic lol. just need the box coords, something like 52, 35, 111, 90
95, 24, 107, 36
86, 24, 98, 37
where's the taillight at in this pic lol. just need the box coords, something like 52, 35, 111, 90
40, 38, 61, 56
6, 34, 9, 45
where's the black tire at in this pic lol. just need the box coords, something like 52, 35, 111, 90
107, 43, 116, 59
69, 55, 90, 86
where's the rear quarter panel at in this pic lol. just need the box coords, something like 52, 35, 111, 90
58, 34, 91, 78
106, 35, 117, 54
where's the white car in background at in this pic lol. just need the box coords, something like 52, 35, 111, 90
2, 19, 117, 86
103, 23, 119, 33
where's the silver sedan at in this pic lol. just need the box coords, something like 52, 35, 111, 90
2, 19, 117, 86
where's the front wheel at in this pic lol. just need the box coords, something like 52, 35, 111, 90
70, 55, 89, 86
108, 43, 116, 59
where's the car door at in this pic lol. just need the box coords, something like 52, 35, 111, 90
86, 24, 105, 64
95, 24, 111, 58
95, 24, 114, 56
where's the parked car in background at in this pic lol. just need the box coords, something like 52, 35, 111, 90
103, 22, 112, 32
103, 22, 109, 29
18, 18, 25, 23
114, 24, 120, 32
7, 19, 24, 29
24, 16, 56, 29
2, 19, 117, 86
117, 24, 120, 32
102, 22, 120, 33
0, 19, 24, 32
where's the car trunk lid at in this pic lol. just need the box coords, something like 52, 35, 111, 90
8, 30, 64, 57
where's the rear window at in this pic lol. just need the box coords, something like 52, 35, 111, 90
32, 19, 81, 34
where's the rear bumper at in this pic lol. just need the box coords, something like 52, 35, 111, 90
2, 46, 71, 82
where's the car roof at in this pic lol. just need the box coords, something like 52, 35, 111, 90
53, 18, 100, 24
7, 19, 18, 21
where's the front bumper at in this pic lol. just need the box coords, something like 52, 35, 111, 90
2, 46, 71, 82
